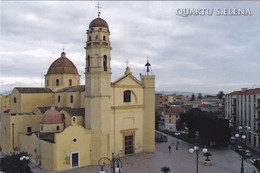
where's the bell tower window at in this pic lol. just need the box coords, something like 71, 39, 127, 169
56, 79, 59, 86
124, 90, 131, 103
89, 36, 91, 41
103, 36, 106, 41
103, 55, 107, 71
69, 79, 72, 86
87, 56, 90, 72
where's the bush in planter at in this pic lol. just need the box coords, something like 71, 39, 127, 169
160, 167, 171, 173
204, 152, 212, 161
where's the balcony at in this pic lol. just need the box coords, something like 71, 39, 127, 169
256, 106, 260, 111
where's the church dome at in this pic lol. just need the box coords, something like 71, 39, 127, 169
41, 106, 63, 124
47, 52, 79, 75
89, 17, 108, 29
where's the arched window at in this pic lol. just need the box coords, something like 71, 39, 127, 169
56, 126, 60, 131
95, 35, 98, 40
70, 95, 73, 103
14, 97, 16, 103
87, 55, 90, 72
103, 36, 106, 41
89, 36, 91, 41
62, 113, 65, 120
56, 79, 59, 86
103, 55, 107, 71
69, 79, 72, 86
73, 117, 76, 122
58, 96, 61, 103
124, 90, 131, 102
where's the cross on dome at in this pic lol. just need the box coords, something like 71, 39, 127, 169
96, 2, 102, 17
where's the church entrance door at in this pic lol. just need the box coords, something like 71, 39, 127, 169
71, 152, 79, 168
125, 135, 133, 155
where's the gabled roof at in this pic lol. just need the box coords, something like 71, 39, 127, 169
111, 74, 142, 87
227, 88, 260, 95
55, 85, 85, 93
37, 107, 85, 116
15, 87, 53, 93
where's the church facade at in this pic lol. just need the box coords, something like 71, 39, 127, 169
1, 16, 155, 171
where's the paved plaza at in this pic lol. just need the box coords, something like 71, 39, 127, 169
28, 134, 258, 173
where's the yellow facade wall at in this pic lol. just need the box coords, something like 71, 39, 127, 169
1, 113, 43, 153
54, 125, 91, 172
1, 95, 10, 113
40, 123, 64, 133
45, 74, 80, 92
20, 93, 53, 113
10, 89, 21, 114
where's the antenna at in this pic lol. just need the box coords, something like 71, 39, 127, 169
41, 72, 43, 87
96, 2, 102, 17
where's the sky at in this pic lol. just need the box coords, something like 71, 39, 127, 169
1, 1, 260, 95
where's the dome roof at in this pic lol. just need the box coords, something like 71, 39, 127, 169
47, 52, 79, 75
41, 106, 63, 124
89, 17, 108, 29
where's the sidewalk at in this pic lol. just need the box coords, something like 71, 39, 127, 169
31, 134, 243, 173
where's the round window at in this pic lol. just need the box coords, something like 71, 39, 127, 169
72, 138, 77, 143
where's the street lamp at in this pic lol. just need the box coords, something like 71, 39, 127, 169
174, 131, 180, 150
98, 152, 122, 173
20, 155, 30, 173
233, 125, 251, 173
189, 131, 208, 173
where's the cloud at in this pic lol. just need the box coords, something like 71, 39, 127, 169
1, 1, 260, 94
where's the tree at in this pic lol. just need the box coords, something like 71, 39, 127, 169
179, 108, 231, 146
0, 152, 32, 173
217, 91, 224, 102
190, 93, 195, 101
198, 93, 202, 100
160, 167, 171, 173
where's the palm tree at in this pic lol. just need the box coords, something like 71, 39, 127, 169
160, 166, 171, 173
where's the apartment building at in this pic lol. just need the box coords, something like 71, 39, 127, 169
225, 88, 260, 148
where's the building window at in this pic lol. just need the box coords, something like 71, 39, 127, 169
169, 119, 171, 123
69, 79, 72, 86
14, 97, 16, 103
58, 96, 61, 103
73, 117, 76, 122
62, 113, 65, 120
41, 126, 43, 131
103, 36, 106, 41
70, 95, 73, 103
96, 35, 98, 40
56, 79, 59, 86
72, 138, 77, 143
57, 126, 60, 131
27, 127, 32, 133
89, 36, 91, 41
87, 56, 90, 72
103, 55, 107, 71
124, 90, 131, 102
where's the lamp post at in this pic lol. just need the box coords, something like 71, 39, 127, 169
20, 155, 29, 173
174, 131, 180, 150
189, 131, 208, 173
233, 125, 251, 173
98, 152, 122, 173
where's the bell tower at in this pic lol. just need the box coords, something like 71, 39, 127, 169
85, 14, 112, 163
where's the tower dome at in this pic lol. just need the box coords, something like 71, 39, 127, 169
47, 52, 79, 75
89, 17, 109, 29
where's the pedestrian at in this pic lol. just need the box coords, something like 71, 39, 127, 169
168, 145, 171, 152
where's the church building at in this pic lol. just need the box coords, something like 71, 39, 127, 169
1, 14, 155, 171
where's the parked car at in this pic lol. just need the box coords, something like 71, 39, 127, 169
244, 150, 252, 158
235, 145, 243, 154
